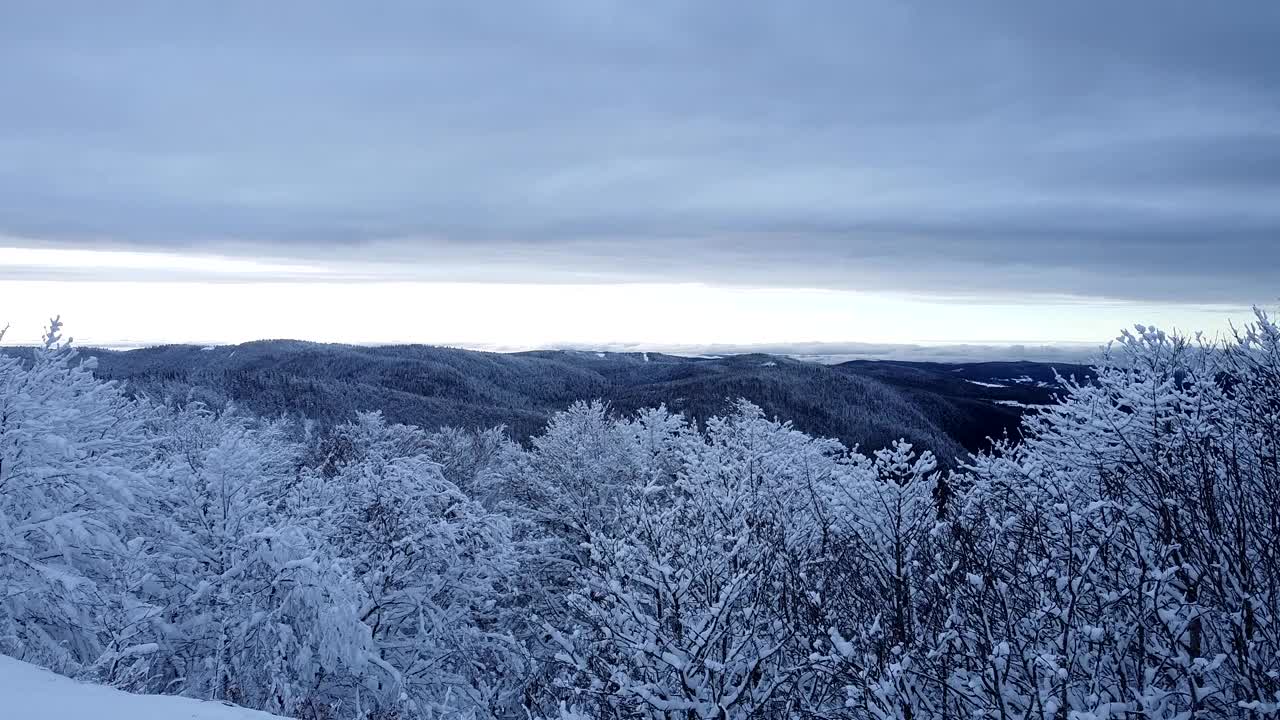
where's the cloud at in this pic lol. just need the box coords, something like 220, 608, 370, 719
1, 1, 1277, 303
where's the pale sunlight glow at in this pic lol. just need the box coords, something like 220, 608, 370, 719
0, 275, 1255, 350
0, 245, 330, 276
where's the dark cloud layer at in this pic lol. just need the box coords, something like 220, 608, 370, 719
1, 1, 1277, 302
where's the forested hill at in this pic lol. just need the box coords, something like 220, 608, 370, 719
65, 341, 1092, 461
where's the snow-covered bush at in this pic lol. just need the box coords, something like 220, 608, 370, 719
0, 319, 152, 673
295, 412, 529, 718
878, 311, 1280, 718
541, 402, 855, 718
135, 405, 379, 717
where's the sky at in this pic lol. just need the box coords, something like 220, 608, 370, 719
1, 1, 1276, 352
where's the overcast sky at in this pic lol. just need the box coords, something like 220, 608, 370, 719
1, 1, 1276, 349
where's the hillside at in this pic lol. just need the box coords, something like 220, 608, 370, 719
66, 342, 1093, 461
0, 654, 283, 720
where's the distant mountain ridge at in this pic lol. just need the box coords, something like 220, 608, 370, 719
17, 341, 1093, 463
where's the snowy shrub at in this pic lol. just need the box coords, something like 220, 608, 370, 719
0, 318, 152, 673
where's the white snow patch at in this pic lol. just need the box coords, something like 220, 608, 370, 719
595, 352, 606, 358
994, 400, 1049, 409
642, 352, 650, 363
1010, 375, 1034, 384
965, 379, 1007, 388
761, 361, 777, 367
0, 654, 285, 720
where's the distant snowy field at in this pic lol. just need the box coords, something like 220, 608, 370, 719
0, 655, 283, 720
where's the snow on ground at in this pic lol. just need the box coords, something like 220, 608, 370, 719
965, 379, 1007, 388
994, 399, 1048, 409
0, 654, 285, 720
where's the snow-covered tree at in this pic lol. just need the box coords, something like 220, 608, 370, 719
520, 401, 647, 566
545, 402, 850, 719
137, 405, 380, 718
423, 425, 520, 507
913, 313, 1280, 718
0, 319, 152, 674
297, 412, 528, 718
821, 440, 943, 720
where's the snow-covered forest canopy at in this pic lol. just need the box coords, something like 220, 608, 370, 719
3, 313, 1280, 719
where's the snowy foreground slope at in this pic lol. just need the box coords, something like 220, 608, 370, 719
0, 655, 284, 720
